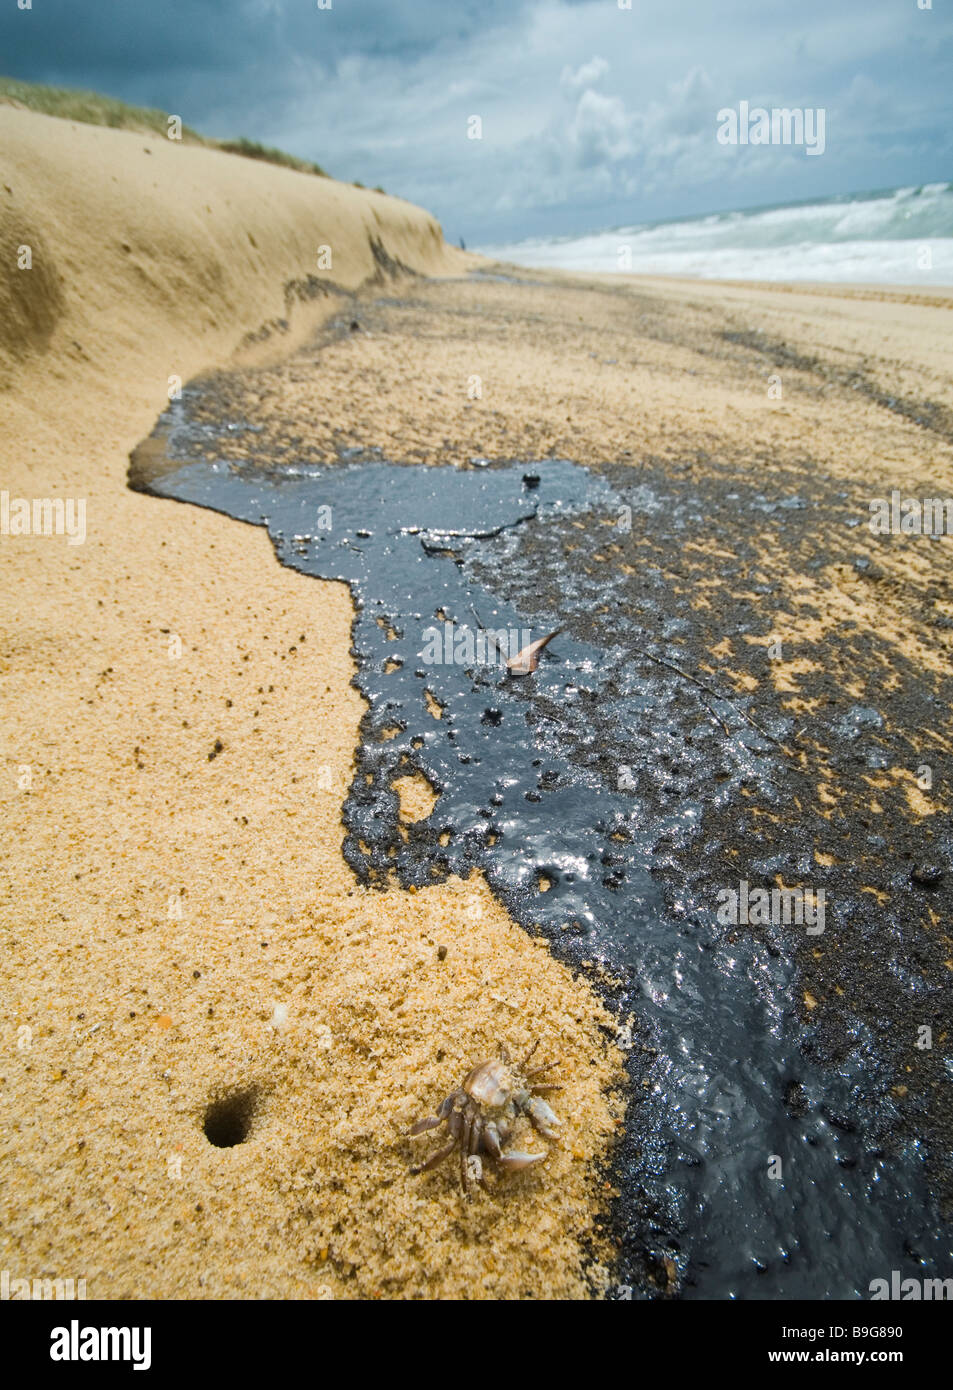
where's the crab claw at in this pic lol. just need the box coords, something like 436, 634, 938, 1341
408, 1094, 454, 1137
482, 1120, 503, 1159
496, 1150, 547, 1171
526, 1097, 561, 1140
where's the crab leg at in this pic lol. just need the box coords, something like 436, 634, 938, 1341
460, 1114, 474, 1195
468, 1116, 488, 1190
470, 1113, 484, 1155
526, 1059, 560, 1079
410, 1137, 458, 1174
519, 1039, 540, 1069
408, 1115, 445, 1136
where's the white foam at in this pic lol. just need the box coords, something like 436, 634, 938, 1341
478, 185, 953, 286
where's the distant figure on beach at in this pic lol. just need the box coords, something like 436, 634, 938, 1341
459, 236, 466, 250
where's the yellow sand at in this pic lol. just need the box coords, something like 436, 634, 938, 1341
0, 109, 624, 1301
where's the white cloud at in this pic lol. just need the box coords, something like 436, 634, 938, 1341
567, 89, 633, 167
560, 56, 609, 90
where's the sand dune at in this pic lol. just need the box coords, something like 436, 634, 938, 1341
0, 104, 467, 383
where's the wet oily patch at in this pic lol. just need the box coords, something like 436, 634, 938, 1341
131, 387, 950, 1300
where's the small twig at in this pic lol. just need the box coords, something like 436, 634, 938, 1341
470, 606, 510, 660
633, 644, 802, 761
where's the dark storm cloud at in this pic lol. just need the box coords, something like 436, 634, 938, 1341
0, 0, 539, 87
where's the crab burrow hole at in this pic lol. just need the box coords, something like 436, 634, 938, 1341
202, 1086, 260, 1148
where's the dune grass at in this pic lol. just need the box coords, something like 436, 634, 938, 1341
0, 76, 206, 141
0, 75, 330, 179
215, 136, 327, 178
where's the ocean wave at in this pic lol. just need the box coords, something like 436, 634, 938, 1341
478, 185, 953, 285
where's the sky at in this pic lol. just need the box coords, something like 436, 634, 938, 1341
1, 0, 951, 245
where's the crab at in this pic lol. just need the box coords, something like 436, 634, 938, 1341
407, 1040, 562, 1195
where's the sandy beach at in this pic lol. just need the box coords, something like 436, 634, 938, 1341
2, 106, 952, 1300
